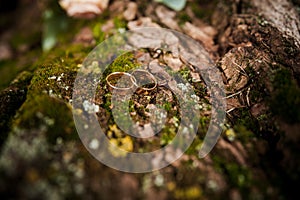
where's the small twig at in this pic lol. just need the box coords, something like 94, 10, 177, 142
226, 107, 236, 114
225, 90, 243, 99
231, 60, 249, 77
246, 87, 251, 106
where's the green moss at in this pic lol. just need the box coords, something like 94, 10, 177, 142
0, 71, 33, 146
92, 23, 106, 43
163, 101, 172, 112
113, 17, 127, 29
29, 44, 90, 97
103, 52, 139, 77
14, 94, 77, 144
10, 44, 90, 144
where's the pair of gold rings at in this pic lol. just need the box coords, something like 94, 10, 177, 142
106, 69, 158, 94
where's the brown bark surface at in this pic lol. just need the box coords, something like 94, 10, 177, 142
0, 0, 299, 199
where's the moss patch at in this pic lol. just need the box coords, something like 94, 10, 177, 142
11, 44, 91, 144
14, 94, 77, 144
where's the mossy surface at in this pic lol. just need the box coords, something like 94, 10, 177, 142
0, 0, 299, 199
0, 71, 33, 147
15, 94, 77, 143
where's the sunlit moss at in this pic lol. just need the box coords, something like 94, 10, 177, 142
11, 44, 90, 144
113, 17, 127, 29
102, 52, 139, 77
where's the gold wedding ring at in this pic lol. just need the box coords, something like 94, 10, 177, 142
106, 70, 158, 94
131, 69, 157, 91
106, 72, 137, 95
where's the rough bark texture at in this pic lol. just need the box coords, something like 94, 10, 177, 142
0, 0, 299, 199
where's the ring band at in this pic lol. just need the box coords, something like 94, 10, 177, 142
130, 69, 157, 91
106, 72, 137, 94
106, 70, 158, 94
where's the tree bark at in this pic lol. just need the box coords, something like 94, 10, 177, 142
0, 0, 299, 199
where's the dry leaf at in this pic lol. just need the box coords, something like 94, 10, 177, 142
59, 0, 109, 19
